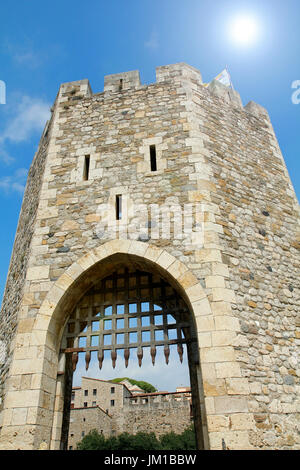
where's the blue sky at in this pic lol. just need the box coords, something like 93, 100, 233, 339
0, 0, 299, 389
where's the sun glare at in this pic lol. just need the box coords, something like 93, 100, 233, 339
230, 15, 259, 45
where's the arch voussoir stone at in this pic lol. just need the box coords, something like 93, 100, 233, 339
39, 240, 210, 340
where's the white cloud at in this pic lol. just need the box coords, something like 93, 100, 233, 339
0, 147, 14, 165
0, 94, 50, 164
4, 40, 42, 69
144, 31, 159, 50
13, 51, 40, 68
0, 167, 28, 195
0, 95, 50, 144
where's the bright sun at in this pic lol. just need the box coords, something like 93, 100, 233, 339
230, 15, 259, 45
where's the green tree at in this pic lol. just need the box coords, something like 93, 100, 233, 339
76, 429, 107, 450
76, 426, 196, 450
116, 432, 162, 450
160, 425, 196, 450
110, 377, 157, 393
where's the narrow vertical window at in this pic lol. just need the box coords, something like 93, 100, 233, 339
150, 145, 157, 172
119, 79, 123, 91
116, 195, 122, 220
83, 155, 90, 181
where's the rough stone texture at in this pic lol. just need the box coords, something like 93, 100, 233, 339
116, 394, 192, 437
68, 406, 112, 449
0, 63, 299, 450
71, 377, 132, 413
0, 114, 52, 417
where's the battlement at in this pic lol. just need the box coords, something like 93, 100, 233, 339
124, 391, 191, 409
56, 63, 270, 121
104, 70, 141, 92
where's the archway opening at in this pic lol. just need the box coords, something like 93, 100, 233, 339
50, 251, 206, 450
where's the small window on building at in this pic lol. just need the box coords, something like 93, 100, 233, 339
69, 446, 73, 450
84, 390, 88, 396
116, 195, 122, 220
71, 392, 75, 401
111, 400, 115, 407
83, 155, 90, 181
93, 389, 97, 396
84, 402, 88, 408
92, 401, 96, 406
119, 78, 123, 91
150, 145, 157, 172
111, 387, 115, 394
82, 431, 85, 437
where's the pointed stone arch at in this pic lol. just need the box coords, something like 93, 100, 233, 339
40, 240, 211, 449
39, 240, 211, 353
0, 239, 254, 450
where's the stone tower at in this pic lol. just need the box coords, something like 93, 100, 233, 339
0, 63, 299, 450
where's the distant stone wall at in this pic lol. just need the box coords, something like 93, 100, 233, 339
0, 114, 52, 419
113, 394, 192, 436
68, 406, 112, 449
68, 393, 192, 448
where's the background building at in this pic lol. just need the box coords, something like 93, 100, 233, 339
68, 377, 192, 449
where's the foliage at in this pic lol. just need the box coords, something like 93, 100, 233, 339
76, 425, 196, 450
110, 377, 157, 393
159, 425, 196, 450
76, 429, 108, 450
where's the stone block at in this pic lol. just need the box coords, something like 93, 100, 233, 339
156, 251, 176, 269
207, 415, 230, 432
26, 265, 50, 281
225, 378, 250, 395
212, 288, 236, 303
196, 315, 215, 332
197, 332, 212, 348
212, 330, 236, 346
186, 284, 207, 303
214, 316, 240, 332
200, 346, 236, 363
192, 298, 212, 319
209, 430, 253, 450
215, 361, 242, 379
214, 396, 249, 414
205, 275, 225, 288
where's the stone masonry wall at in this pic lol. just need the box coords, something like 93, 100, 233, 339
0, 63, 299, 450
68, 406, 112, 449
113, 394, 192, 437
0, 112, 53, 419
190, 81, 300, 449
72, 377, 131, 413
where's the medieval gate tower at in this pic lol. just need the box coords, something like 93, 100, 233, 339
0, 63, 299, 450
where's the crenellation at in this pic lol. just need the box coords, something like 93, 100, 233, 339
104, 70, 141, 93
244, 100, 270, 120
207, 79, 243, 109
156, 63, 203, 86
